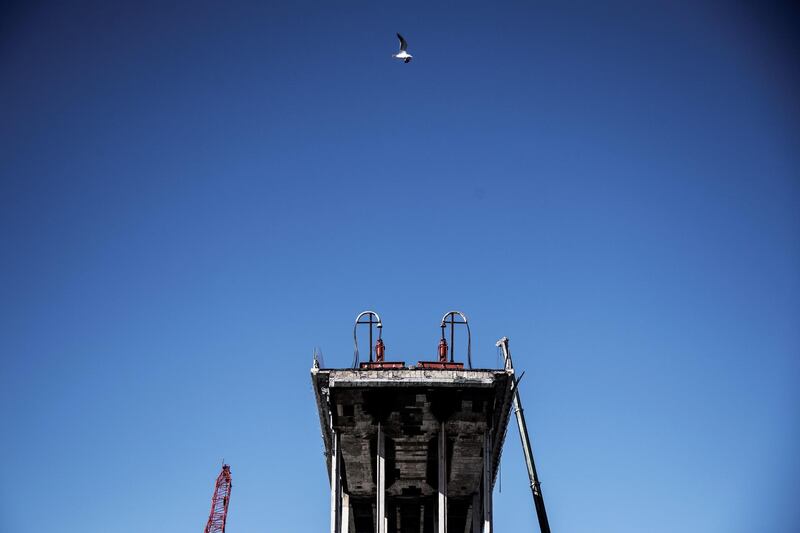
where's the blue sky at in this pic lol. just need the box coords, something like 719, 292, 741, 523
1, 1, 798, 532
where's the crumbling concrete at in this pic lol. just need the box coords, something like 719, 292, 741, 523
312, 367, 514, 533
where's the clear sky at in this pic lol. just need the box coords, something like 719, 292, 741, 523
1, 1, 798, 532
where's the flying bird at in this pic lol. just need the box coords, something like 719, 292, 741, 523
392, 33, 413, 63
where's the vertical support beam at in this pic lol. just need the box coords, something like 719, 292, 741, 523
376, 423, 386, 533
340, 492, 350, 533
438, 422, 448, 533
463, 505, 472, 533
482, 430, 493, 533
330, 430, 342, 533
472, 493, 481, 533
396, 503, 402, 533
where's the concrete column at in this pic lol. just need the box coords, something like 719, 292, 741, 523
376, 423, 386, 533
341, 492, 350, 533
330, 430, 341, 533
482, 430, 493, 533
438, 422, 448, 533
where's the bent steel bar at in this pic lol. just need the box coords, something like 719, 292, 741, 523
440, 310, 472, 368
353, 310, 382, 367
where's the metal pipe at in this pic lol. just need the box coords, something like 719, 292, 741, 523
496, 337, 551, 533
450, 315, 455, 363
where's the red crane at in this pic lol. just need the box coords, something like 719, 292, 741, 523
204, 464, 232, 533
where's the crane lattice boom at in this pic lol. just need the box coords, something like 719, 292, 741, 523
204, 464, 232, 533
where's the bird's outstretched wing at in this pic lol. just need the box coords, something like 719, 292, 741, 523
397, 33, 408, 52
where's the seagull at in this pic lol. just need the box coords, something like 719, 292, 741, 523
392, 33, 413, 63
